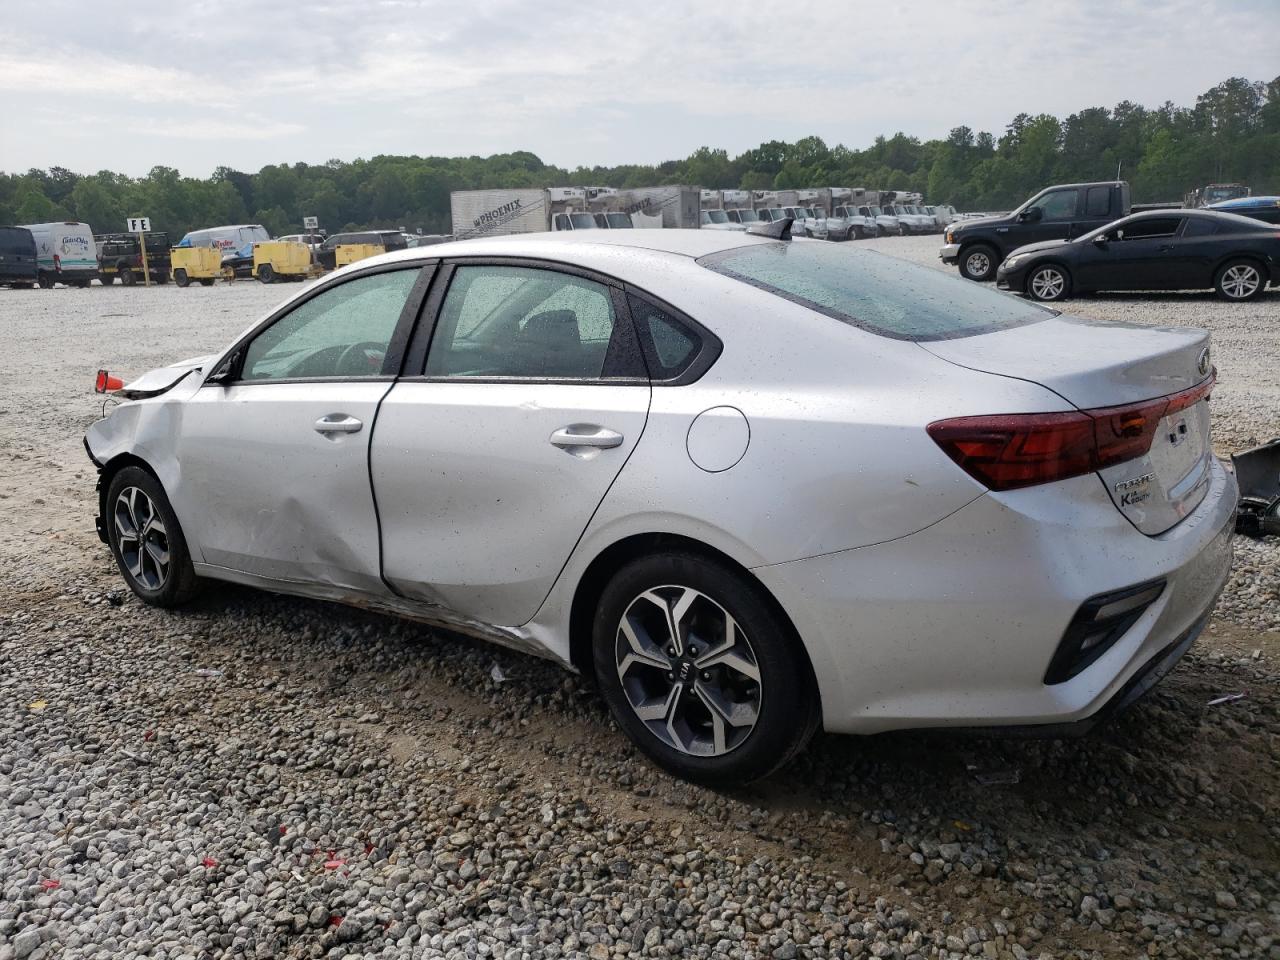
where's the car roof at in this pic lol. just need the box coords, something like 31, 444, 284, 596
369, 228, 772, 265
1123, 209, 1273, 229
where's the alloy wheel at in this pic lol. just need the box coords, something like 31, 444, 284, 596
614, 585, 761, 757
113, 486, 171, 590
1030, 267, 1066, 300
1221, 264, 1260, 300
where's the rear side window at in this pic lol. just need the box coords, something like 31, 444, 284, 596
626, 294, 712, 381
1085, 186, 1111, 217
1182, 218, 1218, 238
700, 242, 1052, 341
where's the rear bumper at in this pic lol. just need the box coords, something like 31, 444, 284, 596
755, 458, 1237, 735
939, 242, 960, 264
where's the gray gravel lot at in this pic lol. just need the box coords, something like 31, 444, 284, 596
1, 239, 1277, 959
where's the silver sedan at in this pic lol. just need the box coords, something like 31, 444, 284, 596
86, 230, 1235, 785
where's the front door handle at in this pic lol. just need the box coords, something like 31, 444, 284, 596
550, 424, 624, 453
314, 414, 363, 434
1157, 243, 1173, 252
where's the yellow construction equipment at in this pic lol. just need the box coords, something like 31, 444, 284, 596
253, 241, 315, 283
170, 246, 223, 287
334, 243, 383, 268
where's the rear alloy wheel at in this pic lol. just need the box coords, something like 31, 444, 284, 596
959, 244, 998, 282
1215, 259, 1264, 301
1026, 263, 1071, 302
106, 466, 200, 607
593, 552, 817, 785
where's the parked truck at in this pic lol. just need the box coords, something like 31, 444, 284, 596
940, 180, 1133, 281
1185, 183, 1250, 208
452, 186, 698, 237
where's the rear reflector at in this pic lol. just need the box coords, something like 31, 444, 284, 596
1044, 579, 1165, 684
928, 373, 1214, 491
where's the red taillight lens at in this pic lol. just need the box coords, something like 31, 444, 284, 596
929, 374, 1214, 491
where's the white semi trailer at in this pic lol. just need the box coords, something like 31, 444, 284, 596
451, 186, 699, 237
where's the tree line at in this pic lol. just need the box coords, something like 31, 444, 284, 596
2, 76, 1276, 241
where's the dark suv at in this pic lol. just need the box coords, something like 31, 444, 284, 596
0, 227, 37, 288
316, 231, 407, 271
96, 232, 172, 285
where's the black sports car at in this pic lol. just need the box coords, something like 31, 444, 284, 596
996, 209, 1280, 302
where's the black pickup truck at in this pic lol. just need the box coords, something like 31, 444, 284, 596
96, 232, 172, 285
940, 181, 1137, 281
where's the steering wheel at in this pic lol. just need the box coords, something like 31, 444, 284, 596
335, 340, 386, 376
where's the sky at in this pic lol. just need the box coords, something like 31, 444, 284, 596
2, 0, 1277, 178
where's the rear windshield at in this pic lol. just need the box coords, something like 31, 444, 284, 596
0, 228, 34, 254
699, 242, 1053, 341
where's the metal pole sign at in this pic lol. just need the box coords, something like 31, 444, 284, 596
127, 217, 153, 287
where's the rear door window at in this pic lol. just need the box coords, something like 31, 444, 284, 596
1084, 186, 1112, 217
700, 242, 1051, 342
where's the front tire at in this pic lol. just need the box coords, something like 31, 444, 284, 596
592, 552, 818, 786
1215, 259, 1265, 301
1026, 263, 1072, 302
119, 267, 136, 286
100, 275, 114, 286
105, 466, 200, 607
258, 263, 275, 283
959, 244, 998, 282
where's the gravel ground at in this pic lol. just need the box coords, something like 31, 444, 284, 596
1, 243, 1277, 960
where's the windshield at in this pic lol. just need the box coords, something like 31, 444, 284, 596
699, 242, 1052, 342
736, 209, 760, 222
803, 207, 817, 218
1206, 187, 1248, 203
869, 206, 883, 216
704, 210, 729, 224
605, 213, 633, 227
569, 213, 596, 229
767, 208, 785, 221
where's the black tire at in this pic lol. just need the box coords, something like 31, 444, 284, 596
105, 466, 200, 607
119, 267, 136, 286
199, 278, 215, 286
154, 272, 169, 285
100, 275, 114, 286
258, 263, 275, 284
959, 244, 999, 282
1214, 258, 1266, 302
74, 279, 91, 288
1025, 263, 1072, 302
592, 551, 818, 786
37, 273, 53, 289
173, 269, 190, 288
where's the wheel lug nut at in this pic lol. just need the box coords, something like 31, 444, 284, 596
701, 671, 711, 682
666, 646, 676, 656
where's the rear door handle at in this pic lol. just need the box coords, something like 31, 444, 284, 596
550, 424, 624, 451
314, 414, 363, 434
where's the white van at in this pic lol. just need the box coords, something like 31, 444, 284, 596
177, 224, 271, 252
23, 221, 98, 288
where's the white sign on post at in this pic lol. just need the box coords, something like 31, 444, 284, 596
126, 217, 151, 233
303, 216, 319, 230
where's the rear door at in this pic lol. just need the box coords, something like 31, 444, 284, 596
372, 260, 651, 627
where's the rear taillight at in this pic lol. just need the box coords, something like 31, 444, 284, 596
928, 374, 1214, 491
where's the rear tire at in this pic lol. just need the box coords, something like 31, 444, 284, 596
592, 551, 818, 786
100, 275, 114, 286
1026, 263, 1072, 302
174, 269, 189, 288
959, 244, 999, 282
37, 272, 53, 289
119, 267, 136, 286
105, 466, 201, 607
199, 278, 215, 286
1214, 258, 1265, 301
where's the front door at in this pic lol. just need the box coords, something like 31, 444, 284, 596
174, 265, 428, 592
373, 261, 651, 627
1015, 187, 1080, 246
1077, 216, 1185, 290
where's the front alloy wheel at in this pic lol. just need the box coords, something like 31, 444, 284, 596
1027, 264, 1070, 302
615, 586, 761, 757
593, 552, 818, 785
114, 486, 170, 590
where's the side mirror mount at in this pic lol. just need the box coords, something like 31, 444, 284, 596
1019, 207, 1043, 223
205, 351, 239, 385
1092, 234, 1109, 246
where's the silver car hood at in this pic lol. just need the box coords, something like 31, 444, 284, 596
920, 315, 1210, 408
120, 354, 213, 398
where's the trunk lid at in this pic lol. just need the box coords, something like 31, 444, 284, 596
922, 315, 1214, 535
